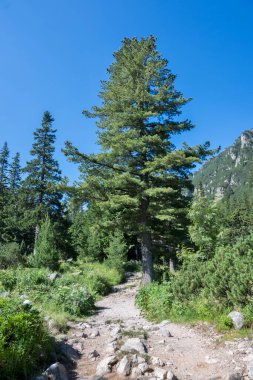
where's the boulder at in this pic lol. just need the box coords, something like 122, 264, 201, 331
167, 370, 177, 380
96, 355, 118, 376
247, 361, 253, 379
44, 363, 68, 380
90, 329, 100, 338
228, 311, 244, 330
154, 368, 167, 380
131, 367, 142, 378
48, 272, 59, 281
138, 362, 149, 374
120, 338, 147, 354
158, 327, 172, 337
117, 355, 132, 376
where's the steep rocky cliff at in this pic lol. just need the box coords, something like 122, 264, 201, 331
193, 129, 253, 199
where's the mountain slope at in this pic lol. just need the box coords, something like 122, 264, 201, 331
193, 129, 253, 199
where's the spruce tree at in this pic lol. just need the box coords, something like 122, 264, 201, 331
0, 142, 9, 190
9, 152, 21, 190
23, 111, 62, 249
64, 36, 213, 282
23, 111, 62, 218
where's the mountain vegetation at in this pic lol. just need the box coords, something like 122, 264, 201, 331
1, 36, 253, 378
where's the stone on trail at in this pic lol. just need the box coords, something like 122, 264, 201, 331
227, 374, 243, 380
88, 350, 100, 360
151, 356, 165, 366
138, 362, 149, 373
44, 362, 68, 380
117, 355, 132, 376
120, 337, 147, 354
96, 355, 118, 375
228, 311, 244, 330
167, 370, 178, 380
131, 367, 142, 378
158, 327, 172, 338
90, 329, 100, 338
247, 360, 253, 379
154, 367, 167, 380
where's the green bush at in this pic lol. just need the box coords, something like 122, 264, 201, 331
50, 284, 94, 317
30, 217, 59, 270
136, 283, 173, 321
0, 297, 52, 380
84, 273, 112, 296
105, 231, 127, 275
0, 242, 23, 269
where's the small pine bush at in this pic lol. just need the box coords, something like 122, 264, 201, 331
30, 216, 59, 270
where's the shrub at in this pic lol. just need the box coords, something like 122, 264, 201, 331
50, 284, 94, 317
0, 297, 52, 380
105, 231, 127, 275
0, 242, 23, 269
136, 283, 173, 321
30, 216, 59, 270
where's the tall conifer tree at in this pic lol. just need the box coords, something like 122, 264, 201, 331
65, 36, 213, 282
0, 142, 9, 190
9, 152, 21, 190
23, 112, 62, 246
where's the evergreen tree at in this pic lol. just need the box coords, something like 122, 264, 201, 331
23, 111, 62, 224
9, 152, 21, 190
64, 36, 213, 282
0, 142, 9, 190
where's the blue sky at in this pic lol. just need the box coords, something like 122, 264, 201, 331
1, 0, 253, 181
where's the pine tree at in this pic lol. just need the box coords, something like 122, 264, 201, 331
23, 111, 62, 251
64, 36, 213, 283
9, 152, 21, 190
0, 142, 9, 190
23, 111, 62, 220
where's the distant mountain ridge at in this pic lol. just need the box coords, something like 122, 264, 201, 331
192, 129, 253, 199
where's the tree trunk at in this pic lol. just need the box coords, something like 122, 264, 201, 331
169, 257, 176, 273
33, 224, 40, 255
140, 231, 154, 284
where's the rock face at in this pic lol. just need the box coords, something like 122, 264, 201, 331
228, 311, 244, 330
120, 338, 147, 354
44, 363, 68, 380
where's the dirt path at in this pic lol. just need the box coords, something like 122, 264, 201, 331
65, 273, 252, 380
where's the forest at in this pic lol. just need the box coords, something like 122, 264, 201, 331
1, 36, 253, 379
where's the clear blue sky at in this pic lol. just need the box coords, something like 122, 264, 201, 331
1, 0, 253, 181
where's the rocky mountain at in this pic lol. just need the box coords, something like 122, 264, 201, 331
193, 129, 253, 199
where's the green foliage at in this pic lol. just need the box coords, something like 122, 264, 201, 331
105, 231, 128, 274
0, 297, 52, 380
30, 216, 59, 270
0, 242, 23, 269
50, 284, 94, 317
64, 35, 214, 282
136, 283, 173, 321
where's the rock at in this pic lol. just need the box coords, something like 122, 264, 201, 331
90, 329, 100, 338
48, 272, 59, 281
106, 342, 118, 354
205, 356, 219, 364
152, 357, 165, 366
34, 376, 48, 380
228, 374, 243, 380
0, 291, 10, 298
154, 368, 167, 380
110, 326, 121, 337
23, 299, 33, 307
247, 361, 253, 379
242, 354, 253, 362
167, 371, 177, 380
44, 362, 68, 380
158, 327, 172, 337
159, 320, 170, 326
58, 341, 80, 362
138, 362, 149, 373
117, 355, 132, 376
131, 367, 142, 378
88, 350, 100, 359
228, 311, 244, 330
96, 355, 118, 375
121, 338, 147, 354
